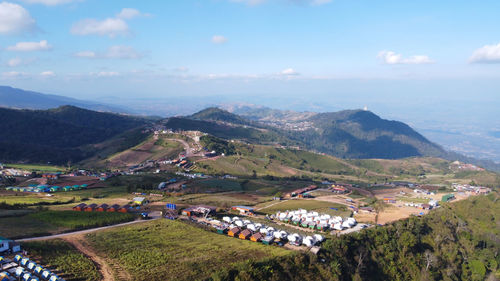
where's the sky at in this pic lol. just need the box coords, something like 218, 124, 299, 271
0, 0, 499, 100
0, 0, 499, 161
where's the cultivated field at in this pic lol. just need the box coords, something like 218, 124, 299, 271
22, 239, 101, 281
85, 219, 292, 281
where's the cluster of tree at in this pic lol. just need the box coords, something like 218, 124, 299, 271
200, 135, 236, 155
212, 193, 500, 281
0, 106, 148, 164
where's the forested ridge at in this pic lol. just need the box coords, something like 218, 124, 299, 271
213, 193, 500, 281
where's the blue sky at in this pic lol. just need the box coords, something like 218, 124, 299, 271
0, 0, 499, 100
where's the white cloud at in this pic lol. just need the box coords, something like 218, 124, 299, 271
7, 58, 22, 67
117, 8, 150, 20
105, 45, 142, 59
280, 68, 300, 75
212, 35, 228, 44
469, 43, 500, 64
20, 0, 80, 6
1, 71, 26, 78
174, 66, 189, 72
40, 71, 55, 76
378, 51, 434, 65
96, 71, 119, 77
230, 0, 266, 5
71, 18, 128, 37
311, 0, 331, 5
71, 8, 149, 37
0, 2, 36, 34
74, 50, 96, 58
6, 40, 52, 51
230, 0, 331, 5
74, 45, 142, 59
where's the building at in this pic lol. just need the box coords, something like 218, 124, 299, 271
0, 237, 21, 254
441, 194, 455, 202
84, 204, 98, 212
96, 204, 109, 212
118, 205, 131, 213
107, 204, 121, 212
383, 197, 396, 204
72, 203, 87, 211
239, 229, 252, 240
182, 205, 216, 217
228, 227, 241, 237
133, 197, 147, 206
231, 206, 255, 215
250, 232, 264, 242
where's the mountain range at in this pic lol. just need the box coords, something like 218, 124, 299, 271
0, 86, 498, 172
0, 86, 130, 113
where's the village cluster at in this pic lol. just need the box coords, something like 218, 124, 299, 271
274, 209, 358, 232
0, 254, 65, 281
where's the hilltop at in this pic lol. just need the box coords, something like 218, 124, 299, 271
167, 107, 446, 160
0, 106, 149, 164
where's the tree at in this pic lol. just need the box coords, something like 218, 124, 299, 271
424, 250, 436, 271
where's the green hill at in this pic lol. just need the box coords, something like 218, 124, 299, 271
171, 107, 446, 160
297, 109, 445, 159
0, 106, 149, 164
215, 193, 500, 281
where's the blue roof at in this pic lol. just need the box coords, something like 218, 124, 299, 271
233, 206, 254, 210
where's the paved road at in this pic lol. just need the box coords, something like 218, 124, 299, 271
17, 217, 160, 242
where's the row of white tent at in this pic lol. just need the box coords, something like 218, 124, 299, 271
222, 216, 324, 247
6, 255, 65, 281
275, 209, 357, 231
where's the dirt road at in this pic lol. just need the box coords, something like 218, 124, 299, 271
17, 219, 156, 242
62, 235, 116, 281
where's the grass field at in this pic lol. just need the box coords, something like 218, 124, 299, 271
0, 215, 61, 239
0, 210, 135, 239
175, 192, 266, 208
85, 220, 292, 281
4, 163, 67, 172
30, 211, 135, 229
22, 239, 101, 281
0, 195, 73, 205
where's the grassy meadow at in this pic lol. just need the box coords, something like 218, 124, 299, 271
85, 219, 292, 281
22, 239, 101, 281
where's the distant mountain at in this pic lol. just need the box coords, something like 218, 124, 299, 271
0, 85, 131, 113
169, 107, 449, 160
0, 106, 149, 164
188, 107, 254, 126
301, 109, 445, 159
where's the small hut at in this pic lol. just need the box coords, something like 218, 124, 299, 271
262, 236, 274, 245
0, 272, 10, 281
14, 255, 22, 262
118, 205, 131, 213
72, 203, 87, 212
239, 229, 252, 240
107, 204, 121, 212
34, 265, 44, 275
227, 227, 241, 237
84, 204, 98, 212
96, 204, 109, 212
250, 232, 264, 242
41, 270, 52, 280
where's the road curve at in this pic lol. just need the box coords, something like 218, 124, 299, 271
16, 218, 157, 242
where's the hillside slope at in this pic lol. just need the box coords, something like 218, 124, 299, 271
171, 107, 446, 160
0, 106, 149, 164
215, 193, 500, 281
